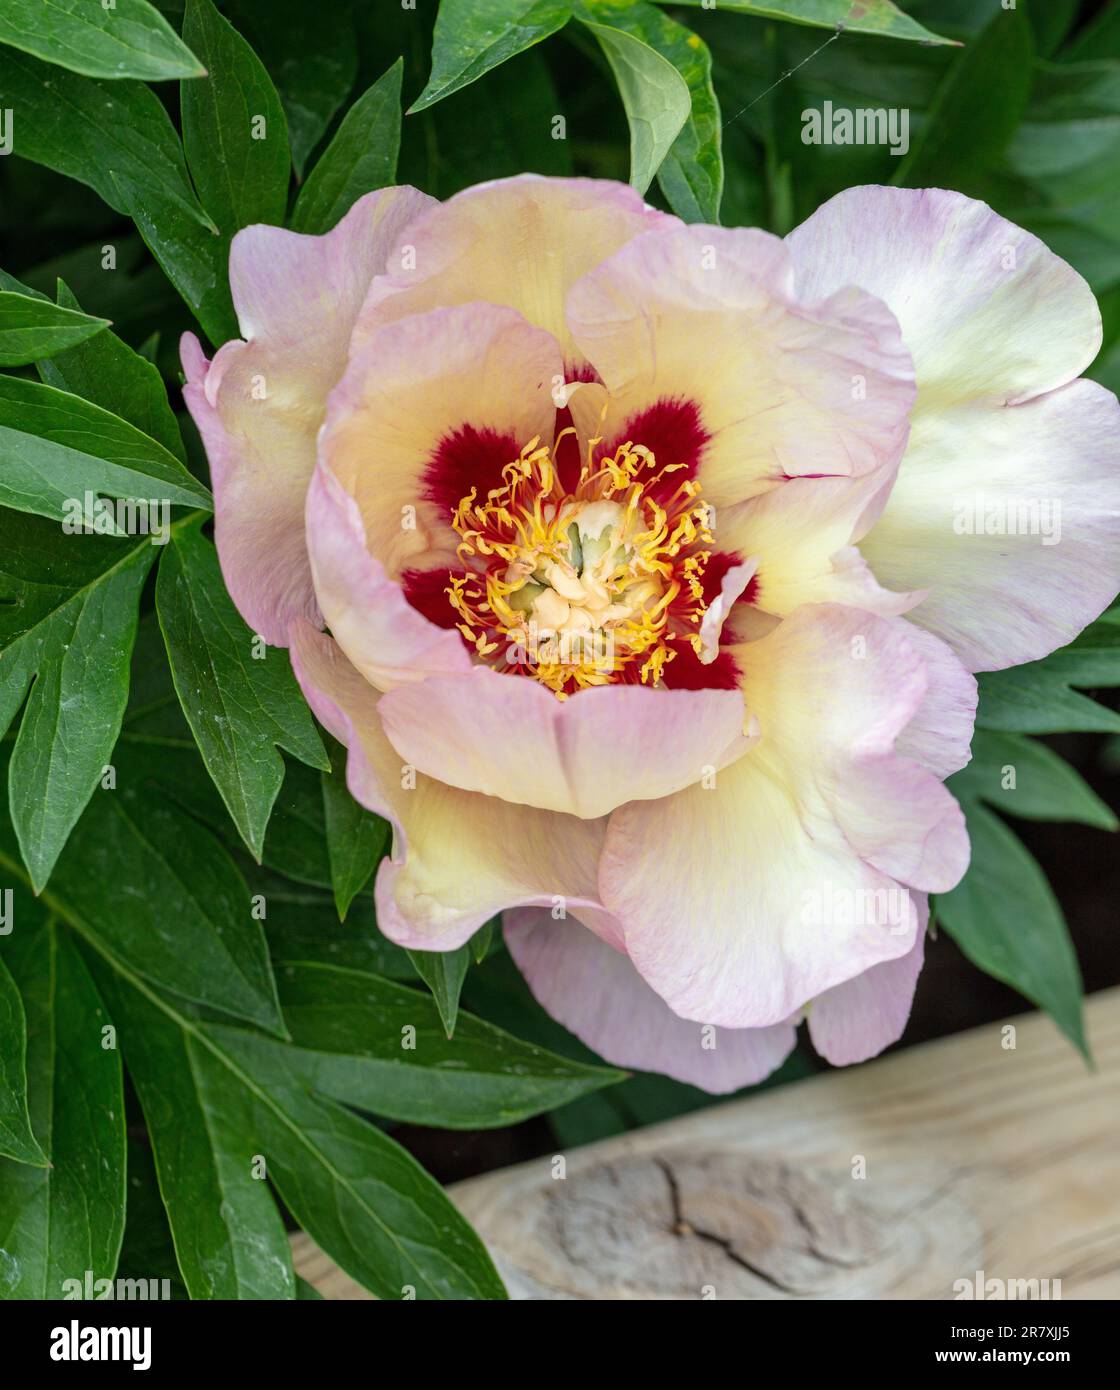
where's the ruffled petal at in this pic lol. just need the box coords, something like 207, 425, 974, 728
787, 186, 1120, 670
807, 903, 927, 1066
859, 381, 1120, 670
785, 185, 1101, 410
504, 909, 797, 1093
714, 465, 915, 621
891, 623, 977, 779
600, 605, 968, 1029
181, 186, 434, 644
288, 621, 606, 949
377, 667, 754, 819
565, 224, 915, 510
352, 174, 675, 362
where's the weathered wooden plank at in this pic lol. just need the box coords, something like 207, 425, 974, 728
292, 987, 1120, 1300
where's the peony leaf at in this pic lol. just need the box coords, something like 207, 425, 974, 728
976, 609, 1120, 734
38, 282, 187, 465
410, 0, 573, 112
91, 965, 296, 1300
216, 959, 627, 1130
950, 731, 1118, 832
0, 955, 47, 1167
0, 515, 156, 891
937, 802, 1088, 1059
224, 0, 358, 178
0, 46, 235, 345
0, 291, 108, 367
321, 736, 390, 921
0, 0, 205, 82
577, 15, 691, 195
156, 517, 328, 862
0, 919, 126, 1298
291, 60, 403, 235
577, 0, 722, 221
670, 0, 955, 46
0, 376, 210, 525
181, 0, 292, 235
33, 780, 286, 1038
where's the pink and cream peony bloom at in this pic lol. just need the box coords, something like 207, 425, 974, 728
182, 176, 1120, 1092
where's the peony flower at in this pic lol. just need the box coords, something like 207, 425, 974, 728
182, 177, 1120, 1092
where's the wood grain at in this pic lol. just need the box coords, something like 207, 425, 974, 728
292, 986, 1120, 1300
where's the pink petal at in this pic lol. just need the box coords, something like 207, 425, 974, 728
377, 667, 754, 819
860, 380, 1120, 670
305, 464, 472, 692
504, 909, 797, 1093
807, 901, 928, 1066
892, 622, 977, 779
288, 621, 608, 950
181, 186, 434, 644
786, 185, 1101, 407
600, 605, 968, 1029
787, 186, 1120, 670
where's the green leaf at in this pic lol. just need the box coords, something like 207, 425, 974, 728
156, 517, 328, 860
0, 0, 205, 82
0, 921, 126, 1298
937, 802, 1087, 1058
407, 943, 472, 1039
250, 959, 625, 1129
410, 0, 573, 112
225, 0, 358, 178
0, 376, 210, 525
0, 290, 108, 367
321, 736, 389, 920
0, 955, 47, 1166
38, 281, 187, 465
186, 1033, 507, 1299
398, 45, 572, 198
0, 515, 155, 890
949, 731, 1118, 832
290, 60, 403, 235
117, 1140, 188, 1299
578, 15, 691, 194
671, 0, 955, 46
257, 869, 418, 980
24, 782, 286, 1037
472, 918, 495, 966
578, 1, 722, 221
181, 0, 291, 235
0, 47, 234, 345
1002, 59, 1120, 217
92, 963, 296, 1300
894, 7, 1034, 188
976, 610, 1120, 733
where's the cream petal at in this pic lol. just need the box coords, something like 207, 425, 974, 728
288, 621, 607, 950
565, 223, 916, 510
352, 174, 676, 361
600, 605, 968, 1028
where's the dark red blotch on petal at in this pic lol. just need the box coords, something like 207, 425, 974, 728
400, 566, 464, 632
659, 549, 752, 692
602, 396, 709, 505
421, 424, 521, 516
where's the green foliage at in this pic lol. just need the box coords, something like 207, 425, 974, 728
0, 0, 1115, 1304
